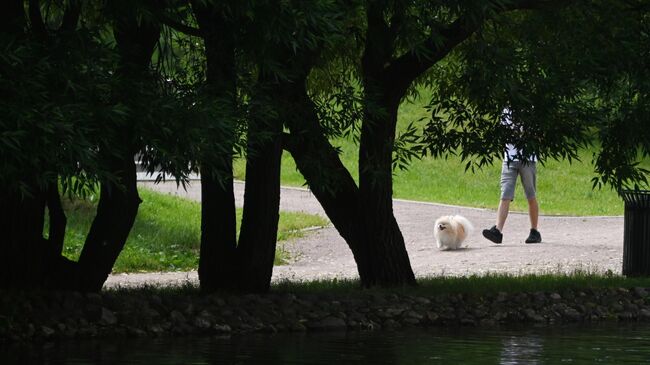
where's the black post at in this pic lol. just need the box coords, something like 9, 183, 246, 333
622, 190, 650, 276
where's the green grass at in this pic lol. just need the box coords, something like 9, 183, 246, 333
271, 271, 650, 297
234, 89, 632, 216
106, 271, 650, 297
53, 188, 328, 273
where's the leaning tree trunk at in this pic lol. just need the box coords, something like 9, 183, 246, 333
282, 77, 365, 263
282, 70, 414, 287
75, 8, 159, 291
76, 156, 141, 291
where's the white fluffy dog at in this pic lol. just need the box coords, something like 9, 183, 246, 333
434, 215, 473, 250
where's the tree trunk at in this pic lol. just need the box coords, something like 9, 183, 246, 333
357, 94, 416, 286
199, 164, 238, 290
0, 187, 49, 289
0, 1, 81, 290
46, 182, 66, 260
192, 2, 240, 292
0, 184, 77, 290
0, 0, 25, 34
281, 69, 415, 287
352, 5, 417, 287
75, 8, 158, 291
76, 157, 141, 291
235, 101, 284, 292
281, 79, 364, 261
41, 182, 81, 290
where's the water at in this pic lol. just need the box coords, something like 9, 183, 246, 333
2, 323, 650, 364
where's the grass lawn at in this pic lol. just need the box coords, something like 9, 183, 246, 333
53, 188, 328, 273
272, 271, 650, 297
112, 270, 650, 297
234, 89, 633, 216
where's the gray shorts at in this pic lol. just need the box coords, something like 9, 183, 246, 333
500, 161, 537, 201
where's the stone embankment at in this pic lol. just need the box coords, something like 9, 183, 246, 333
2, 286, 650, 342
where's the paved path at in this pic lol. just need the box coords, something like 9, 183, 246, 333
105, 180, 624, 288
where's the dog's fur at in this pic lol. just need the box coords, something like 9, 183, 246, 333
434, 215, 473, 250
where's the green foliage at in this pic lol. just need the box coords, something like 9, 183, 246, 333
418, 1, 649, 191
0, 1, 206, 195
0, 30, 121, 196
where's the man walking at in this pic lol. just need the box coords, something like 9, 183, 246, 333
482, 108, 542, 244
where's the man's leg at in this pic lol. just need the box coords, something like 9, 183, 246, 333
521, 162, 541, 243
496, 198, 511, 232
483, 201, 508, 243
525, 197, 542, 243
520, 162, 538, 231
483, 161, 517, 243
528, 197, 539, 230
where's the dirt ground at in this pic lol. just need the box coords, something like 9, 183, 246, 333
105, 180, 625, 288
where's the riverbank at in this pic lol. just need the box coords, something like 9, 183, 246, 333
3, 276, 650, 343
1, 182, 634, 344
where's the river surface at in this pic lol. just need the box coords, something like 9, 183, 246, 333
2, 323, 650, 364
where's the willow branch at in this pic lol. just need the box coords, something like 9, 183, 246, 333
60, 0, 81, 32
28, 0, 47, 36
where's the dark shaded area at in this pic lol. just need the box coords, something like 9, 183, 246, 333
3, 324, 650, 364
